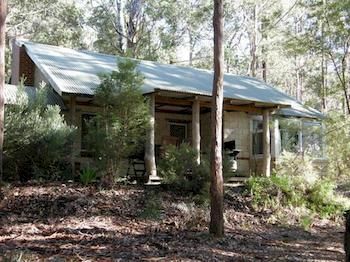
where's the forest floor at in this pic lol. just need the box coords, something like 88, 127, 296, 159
0, 182, 345, 261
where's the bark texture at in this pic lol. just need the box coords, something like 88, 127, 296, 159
210, 0, 224, 237
345, 210, 350, 262
0, 0, 6, 181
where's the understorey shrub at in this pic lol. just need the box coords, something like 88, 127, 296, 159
158, 144, 209, 195
159, 144, 234, 204
325, 113, 350, 179
139, 192, 162, 220
274, 151, 318, 184
85, 60, 149, 184
247, 175, 345, 219
4, 84, 76, 181
172, 202, 209, 230
247, 153, 347, 223
80, 167, 97, 185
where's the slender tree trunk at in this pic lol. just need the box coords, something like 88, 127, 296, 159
188, 28, 193, 66
321, 53, 326, 111
261, 17, 267, 82
0, 0, 6, 182
249, 4, 257, 77
210, 0, 224, 237
343, 57, 350, 115
115, 0, 127, 53
320, 5, 327, 112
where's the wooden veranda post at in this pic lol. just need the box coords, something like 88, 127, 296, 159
70, 95, 76, 174
262, 109, 271, 177
210, 0, 224, 237
145, 93, 157, 181
0, 0, 6, 182
192, 98, 200, 164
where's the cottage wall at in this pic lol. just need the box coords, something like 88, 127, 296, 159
223, 111, 251, 175
34, 66, 48, 87
200, 112, 211, 153
155, 112, 192, 145
11, 44, 35, 86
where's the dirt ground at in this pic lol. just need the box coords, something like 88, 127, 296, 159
0, 183, 345, 261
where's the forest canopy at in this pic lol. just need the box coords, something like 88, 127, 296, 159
5, 0, 350, 116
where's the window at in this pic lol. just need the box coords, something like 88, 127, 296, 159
279, 118, 324, 158
81, 113, 95, 154
302, 121, 323, 157
252, 120, 263, 155
279, 118, 300, 153
280, 129, 299, 153
169, 122, 187, 143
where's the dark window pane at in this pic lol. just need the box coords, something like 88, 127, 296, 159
253, 132, 263, 155
81, 114, 95, 151
170, 123, 186, 142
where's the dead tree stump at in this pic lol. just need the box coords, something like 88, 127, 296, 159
345, 210, 350, 262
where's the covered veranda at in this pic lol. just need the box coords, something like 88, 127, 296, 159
144, 89, 287, 182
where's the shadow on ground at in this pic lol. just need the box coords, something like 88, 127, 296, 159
0, 183, 345, 261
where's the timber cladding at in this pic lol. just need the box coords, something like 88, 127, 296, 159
223, 111, 251, 174
18, 46, 35, 86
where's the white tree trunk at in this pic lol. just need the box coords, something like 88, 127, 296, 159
115, 0, 127, 53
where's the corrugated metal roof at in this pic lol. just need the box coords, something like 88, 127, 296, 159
4, 84, 65, 109
19, 40, 323, 119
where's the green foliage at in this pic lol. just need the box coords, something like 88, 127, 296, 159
139, 192, 162, 220
325, 113, 350, 178
308, 179, 342, 217
158, 144, 234, 204
8, 0, 84, 48
247, 174, 345, 219
80, 168, 97, 186
274, 151, 318, 183
88, 0, 174, 60
86, 59, 149, 181
248, 151, 347, 223
4, 85, 76, 181
158, 143, 209, 196
300, 214, 314, 231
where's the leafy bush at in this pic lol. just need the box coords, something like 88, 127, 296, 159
325, 113, 350, 178
274, 151, 318, 184
4, 85, 76, 181
80, 167, 97, 185
307, 179, 343, 217
158, 143, 236, 203
158, 143, 209, 196
247, 151, 347, 223
247, 174, 345, 219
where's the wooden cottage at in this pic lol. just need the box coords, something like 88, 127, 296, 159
9, 40, 325, 180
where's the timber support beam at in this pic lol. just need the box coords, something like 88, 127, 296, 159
262, 109, 271, 177
145, 93, 159, 183
192, 98, 201, 164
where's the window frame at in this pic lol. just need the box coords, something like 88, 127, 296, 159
80, 112, 96, 156
251, 118, 264, 157
168, 121, 188, 143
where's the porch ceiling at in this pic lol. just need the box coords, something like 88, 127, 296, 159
154, 90, 283, 115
